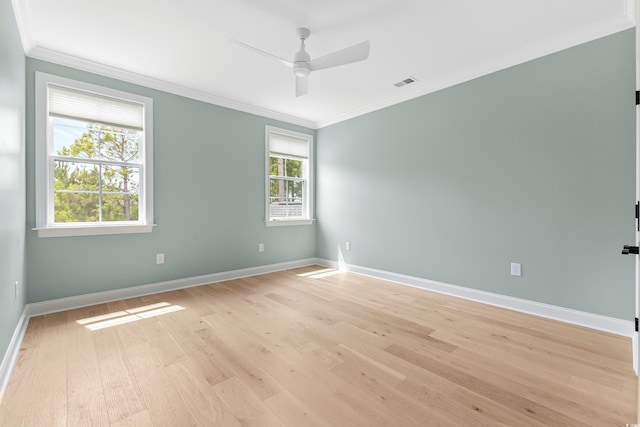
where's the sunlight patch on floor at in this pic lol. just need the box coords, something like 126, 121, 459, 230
297, 267, 342, 279
76, 302, 185, 330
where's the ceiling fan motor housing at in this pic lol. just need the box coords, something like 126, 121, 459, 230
293, 45, 311, 76
293, 63, 310, 77
293, 34, 311, 77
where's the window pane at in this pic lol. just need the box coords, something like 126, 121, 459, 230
269, 156, 280, 176
102, 193, 139, 222
53, 160, 140, 223
285, 158, 303, 178
269, 156, 303, 178
54, 160, 100, 192
269, 178, 304, 218
52, 117, 89, 156
99, 127, 140, 163
102, 166, 140, 196
54, 191, 99, 223
54, 160, 100, 222
52, 117, 140, 163
101, 166, 140, 222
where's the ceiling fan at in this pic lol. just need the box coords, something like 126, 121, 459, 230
231, 28, 370, 97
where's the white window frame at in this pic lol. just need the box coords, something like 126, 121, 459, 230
265, 126, 314, 226
34, 72, 155, 237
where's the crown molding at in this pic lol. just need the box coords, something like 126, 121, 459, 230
625, 0, 636, 24
12, 0, 634, 130
25, 46, 317, 130
316, 13, 635, 129
10, 0, 34, 53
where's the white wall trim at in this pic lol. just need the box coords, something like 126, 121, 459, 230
1, 256, 633, 398
0, 258, 314, 400
27, 256, 632, 335
315, 258, 634, 337
625, 0, 637, 24
0, 308, 29, 401
316, 15, 634, 129
0, 259, 319, 398
25, 46, 316, 130
27, 258, 319, 317
11, 9, 633, 131
10, 0, 34, 53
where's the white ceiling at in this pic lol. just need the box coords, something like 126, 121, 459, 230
11, 0, 635, 129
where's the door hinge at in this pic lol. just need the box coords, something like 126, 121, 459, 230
635, 317, 638, 333
636, 91, 639, 105
636, 202, 639, 232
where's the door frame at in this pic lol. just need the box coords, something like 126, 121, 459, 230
634, 0, 640, 376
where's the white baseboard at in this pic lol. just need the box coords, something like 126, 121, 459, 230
0, 308, 29, 401
0, 258, 313, 403
17, 257, 637, 337
1, 256, 632, 398
315, 258, 634, 338
28, 258, 319, 317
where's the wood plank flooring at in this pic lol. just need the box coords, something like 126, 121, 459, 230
0, 266, 636, 426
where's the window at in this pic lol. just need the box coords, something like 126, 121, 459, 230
265, 126, 313, 226
35, 72, 154, 237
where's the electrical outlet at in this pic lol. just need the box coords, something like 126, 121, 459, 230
156, 253, 165, 264
345, 241, 351, 251
510, 262, 521, 277
258, 243, 264, 253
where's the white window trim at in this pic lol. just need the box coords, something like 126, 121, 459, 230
265, 126, 314, 226
266, 219, 315, 227
34, 72, 155, 237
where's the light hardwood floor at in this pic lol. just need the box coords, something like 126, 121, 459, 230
0, 266, 637, 426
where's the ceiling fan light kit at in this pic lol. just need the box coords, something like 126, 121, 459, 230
232, 27, 370, 97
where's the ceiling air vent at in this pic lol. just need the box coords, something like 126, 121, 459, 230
394, 77, 418, 88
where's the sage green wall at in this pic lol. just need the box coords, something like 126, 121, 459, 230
25, 59, 315, 303
316, 30, 636, 320
0, 0, 26, 362
20, 29, 637, 319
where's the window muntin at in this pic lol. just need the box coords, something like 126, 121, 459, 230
35, 72, 154, 237
269, 156, 305, 219
265, 126, 313, 224
52, 118, 142, 224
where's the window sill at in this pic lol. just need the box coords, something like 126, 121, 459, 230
265, 219, 315, 227
33, 224, 156, 238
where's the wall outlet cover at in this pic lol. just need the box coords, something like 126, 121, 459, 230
510, 262, 522, 277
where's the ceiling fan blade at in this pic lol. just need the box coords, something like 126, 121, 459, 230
230, 39, 293, 68
295, 75, 308, 97
309, 40, 370, 72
